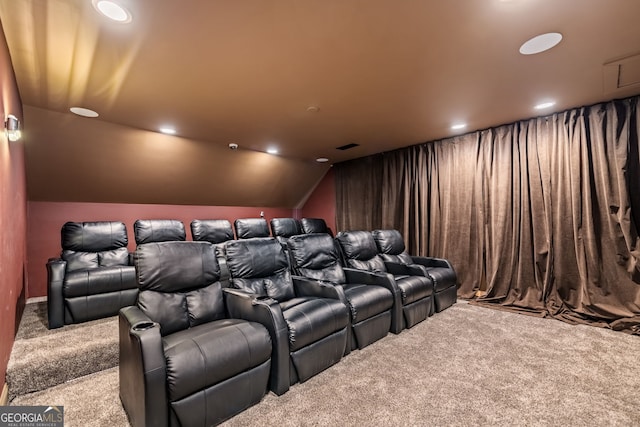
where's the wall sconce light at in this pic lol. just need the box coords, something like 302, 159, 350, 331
5, 114, 21, 142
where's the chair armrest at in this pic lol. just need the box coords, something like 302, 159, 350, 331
47, 258, 67, 329
223, 288, 290, 395
292, 276, 345, 301
343, 268, 403, 334
383, 261, 427, 277
119, 306, 168, 427
411, 256, 453, 270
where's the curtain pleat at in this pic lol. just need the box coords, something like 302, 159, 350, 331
334, 96, 640, 332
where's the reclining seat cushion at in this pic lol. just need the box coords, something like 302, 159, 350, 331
135, 241, 225, 336
134, 219, 186, 244
282, 298, 349, 352
393, 275, 433, 304
337, 231, 387, 273
162, 319, 272, 402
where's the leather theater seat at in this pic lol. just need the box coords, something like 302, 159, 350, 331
47, 221, 138, 329
223, 237, 349, 395
336, 230, 434, 330
287, 233, 395, 351
300, 217, 332, 235
234, 218, 270, 239
372, 229, 457, 312
119, 241, 271, 427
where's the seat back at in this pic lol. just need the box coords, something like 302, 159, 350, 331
134, 241, 224, 336
335, 230, 387, 273
190, 219, 234, 243
61, 221, 130, 272
133, 219, 186, 245
287, 234, 346, 284
270, 218, 302, 244
234, 218, 270, 239
300, 218, 331, 235
371, 230, 414, 265
225, 237, 295, 301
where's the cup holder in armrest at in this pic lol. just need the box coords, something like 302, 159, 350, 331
132, 321, 155, 331
255, 295, 272, 301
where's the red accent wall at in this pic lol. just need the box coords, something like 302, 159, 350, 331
26, 201, 295, 297
301, 168, 336, 234
0, 20, 26, 386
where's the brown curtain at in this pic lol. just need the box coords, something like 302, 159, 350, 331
335, 96, 640, 333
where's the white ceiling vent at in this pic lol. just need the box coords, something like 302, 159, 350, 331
603, 53, 640, 96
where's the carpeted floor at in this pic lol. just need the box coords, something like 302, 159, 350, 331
10, 301, 640, 426
7, 302, 118, 400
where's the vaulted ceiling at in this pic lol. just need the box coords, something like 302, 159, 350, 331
1, 0, 639, 206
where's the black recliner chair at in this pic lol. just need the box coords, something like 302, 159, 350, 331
119, 241, 272, 427
223, 237, 350, 395
336, 230, 434, 329
287, 233, 395, 351
47, 221, 138, 329
133, 219, 186, 245
233, 218, 270, 239
372, 229, 457, 312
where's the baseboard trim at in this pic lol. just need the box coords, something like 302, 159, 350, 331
0, 382, 8, 406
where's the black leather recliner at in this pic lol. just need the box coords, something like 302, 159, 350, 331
336, 230, 434, 329
223, 237, 350, 395
133, 219, 186, 245
233, 218, 270, 239
372, 229, 457, 312
190, 219, 235, 286
47, 221, 138, 329
119, 241, 272, 427
287, 233, 395, 351
300, 217, 332, 235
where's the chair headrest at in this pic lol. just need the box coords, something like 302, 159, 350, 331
300, 218, 328, 234
270, 218, 301, 238
372, 229, 406, 256
61, 221, 128, 252
336, 230, 379, 261
288, 233, 340, 270
134, 241, 220, 292
191, 219, 234, 243
225, 237, 287, 278
134, 219, 186, 244
234, 218, 270, 239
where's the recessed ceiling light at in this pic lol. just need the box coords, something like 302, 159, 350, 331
316, 157, 329, 163
159, 127, 176, 135
267, 148, 279, 155
70, 107, 99, 118
451, 123, 467, 130
306, 106, 320, 113
534, 101, 556, 110
519, 33, 562, 55
93, 0, 132, 23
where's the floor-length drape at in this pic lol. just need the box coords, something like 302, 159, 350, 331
335, 96, 640, 332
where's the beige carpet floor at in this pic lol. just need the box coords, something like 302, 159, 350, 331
11, 301, 640, 426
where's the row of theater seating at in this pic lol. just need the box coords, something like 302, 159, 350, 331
118, 230, 458, 426
46, 217, 331, 328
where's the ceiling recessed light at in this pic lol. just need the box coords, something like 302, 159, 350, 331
534, 101, 556, 110
451, 123, 466, 130
70, 107, 99, 118
316, 157, 329, 163
306, 106, 320, 113
519, 32, 562, 55
159, 127, 176, 135
93, 0, 132, 23
266, 148, 279, 155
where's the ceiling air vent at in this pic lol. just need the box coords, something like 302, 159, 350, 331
603, 53, 640, 96
336, 143, 360, 151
